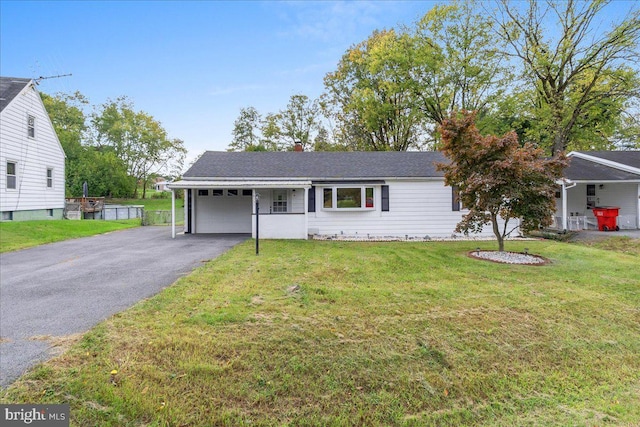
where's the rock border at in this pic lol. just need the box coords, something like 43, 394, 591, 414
467, 250, 550, 266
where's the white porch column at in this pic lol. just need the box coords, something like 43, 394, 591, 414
303, 187, 309, 240
637, 184, 640, 228
561, 182, 568, 231
171, 189, 176, 239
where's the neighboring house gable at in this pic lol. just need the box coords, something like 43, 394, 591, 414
0, 77, 66, 221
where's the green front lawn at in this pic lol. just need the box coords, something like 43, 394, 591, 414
0, 220, 140, 253
2, 239, 639, 426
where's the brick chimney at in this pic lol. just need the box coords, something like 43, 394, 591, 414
294, 141, 303, 152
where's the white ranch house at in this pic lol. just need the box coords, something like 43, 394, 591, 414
168, 151, 509, 240
0, 77, 65, 221
556, 151, 640, 231
169, 150, 639, 239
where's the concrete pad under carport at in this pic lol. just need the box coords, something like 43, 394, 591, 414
0, 227, 249, 388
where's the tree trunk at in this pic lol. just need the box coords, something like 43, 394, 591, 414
491, 214, 505, 252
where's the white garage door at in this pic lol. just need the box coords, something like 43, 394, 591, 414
195, 189, 252, 233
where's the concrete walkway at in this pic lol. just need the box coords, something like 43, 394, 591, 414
0, 227, 249, 388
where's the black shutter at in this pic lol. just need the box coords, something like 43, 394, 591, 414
381, 185, 389, 212
452, 186, 460, 211
308, 186, 316, 212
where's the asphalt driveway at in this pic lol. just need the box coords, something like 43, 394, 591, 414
0, 227, 249, 388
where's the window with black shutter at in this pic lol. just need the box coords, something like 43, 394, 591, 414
381, 185, 389, 212
308, 186, 316, 212
452, 186, 461, 211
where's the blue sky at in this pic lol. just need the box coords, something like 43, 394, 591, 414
0, 0, 433, 164
1, 1, 636, 167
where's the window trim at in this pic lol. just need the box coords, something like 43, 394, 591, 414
272, 189, 288, 213
321, 186, 376, 211
6, 161, 17, 190
46, 167, 54, 188
27, 114, 35, 138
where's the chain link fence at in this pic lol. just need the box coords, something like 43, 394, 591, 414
142, 210, 173, 226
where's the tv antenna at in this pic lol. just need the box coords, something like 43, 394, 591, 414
34, 73, 72, 84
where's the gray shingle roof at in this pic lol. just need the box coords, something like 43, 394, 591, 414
184, 151, 448, 179
565, 156, 640, 181
0, 77, 32, 112
578, 151, 640, 169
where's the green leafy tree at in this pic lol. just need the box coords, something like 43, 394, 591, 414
260, 112, 284, 151
92, 97, 186, 198
493, 0, 640, 154
323, 29, 425, 151
278, 94, 321, 151
41, 91, 132, 197
438, 111, 567, 252
408, 2, 511, 134
229, 106, 264, 151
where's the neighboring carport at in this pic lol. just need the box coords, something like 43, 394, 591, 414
0, 227, 249, 388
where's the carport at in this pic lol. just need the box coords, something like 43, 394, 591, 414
168, 180, 312, 239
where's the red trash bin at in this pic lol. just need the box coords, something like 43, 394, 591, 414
592, 206, 620, 231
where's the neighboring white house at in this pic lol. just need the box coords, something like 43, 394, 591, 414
555, 151, 640, 231
168, 151, 512, 239
0, 77, 66, 221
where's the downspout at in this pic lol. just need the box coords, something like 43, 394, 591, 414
561, 179, 576, 232
171, 189, 176, 239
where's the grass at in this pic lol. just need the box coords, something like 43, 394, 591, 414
1, 238, 639, 426
109, 195, 184, 224
0, 219, 140, 253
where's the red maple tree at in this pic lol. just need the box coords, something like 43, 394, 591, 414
438, 111, 567, 252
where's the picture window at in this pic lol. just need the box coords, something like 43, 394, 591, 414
323, 187, 375, 210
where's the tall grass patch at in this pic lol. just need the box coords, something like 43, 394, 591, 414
2, 240, 639, 426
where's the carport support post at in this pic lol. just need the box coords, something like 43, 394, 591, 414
255, 193, 260, 255
561, 181, 568, 232
171, 189, 176, 238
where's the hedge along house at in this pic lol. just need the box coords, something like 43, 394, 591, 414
168, 150, 512, 240
0, 77, 66, 221
556, 151, 640, 231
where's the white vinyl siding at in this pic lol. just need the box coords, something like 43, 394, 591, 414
308, 180, 504, 238
0, 83, 66, 213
